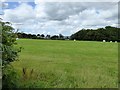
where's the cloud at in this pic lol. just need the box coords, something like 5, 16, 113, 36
3, 3, 35, 23
34, 0, 119, 2
2, 2, 118, 36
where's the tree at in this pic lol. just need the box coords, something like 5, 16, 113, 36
59, 34, 64, 39
50, 35, 59, 40
46, 35, 51, 39
70, 26, 120, 42
1, 19, 21, 66
37, 34, 41, 38
41, 34, 45, 38
31, 34, 37, 39
0, 19, 22, 88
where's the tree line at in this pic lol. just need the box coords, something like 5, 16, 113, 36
17, 33, 70, 40
71, 26, 120, 42
17, 26, 120, 41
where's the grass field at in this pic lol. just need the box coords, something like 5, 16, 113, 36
12, 39, 118, 88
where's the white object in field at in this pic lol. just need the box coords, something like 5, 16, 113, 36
74, 39, 76, 41
103, 40, 106, 42
115, 41, 117, 43
110, 41, 112, 43
16, 38, 19, 40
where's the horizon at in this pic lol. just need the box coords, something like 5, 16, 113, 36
16, 25, 118, 36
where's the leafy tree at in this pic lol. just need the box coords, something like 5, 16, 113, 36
50, 35, 59, 40
59, 34, 64, 39
0, 19, 21, 66
46, 35, 51, 39
31, 34, 37, 39
71, 26, 120, 42
37, 34, 40, 37
0, 19, 22, 88
41, 34, 45, 38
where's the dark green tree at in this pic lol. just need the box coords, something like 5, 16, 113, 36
71, 26, 120, 42
59, 34, 64, 40
1, 19, 21, 66
0, 19, 22, 88
41, 34, 45, 38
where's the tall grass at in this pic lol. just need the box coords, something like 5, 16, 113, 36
11, 39, 118, 88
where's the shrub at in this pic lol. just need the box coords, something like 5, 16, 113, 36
1, 20, 21, 66
2, 65, 20, 89
0, 19, 22, 88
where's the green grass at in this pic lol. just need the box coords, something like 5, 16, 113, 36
12, 39, 118, 88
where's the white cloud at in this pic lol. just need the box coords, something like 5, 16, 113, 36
1, 0, 7, 2
34, 0, 119, 2
2, 2, 118, 36
3, 3, 35, 23
35, 3, 48, 19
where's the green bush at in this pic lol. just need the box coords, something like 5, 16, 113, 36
2, 65, 20, 89
0, 19, 21, 66
0, 19, 22, 88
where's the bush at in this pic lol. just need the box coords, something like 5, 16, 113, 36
2, 65, 20, 89
0, 19, 22, 88
1, 20, 21, 66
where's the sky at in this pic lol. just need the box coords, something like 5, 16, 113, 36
0, 0, 119, 36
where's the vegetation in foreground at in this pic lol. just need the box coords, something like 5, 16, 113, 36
11, 39, 118, 88
1, 19, 21, 89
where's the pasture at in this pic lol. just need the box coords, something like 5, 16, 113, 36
12, 39, 118, 88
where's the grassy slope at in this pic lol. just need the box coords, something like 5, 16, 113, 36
12, 39, 118, 88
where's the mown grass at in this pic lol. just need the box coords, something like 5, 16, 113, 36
12, 39, 118, 88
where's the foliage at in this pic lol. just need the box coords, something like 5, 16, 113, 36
17, 33, 46, 39
0, 19, 22, 89
17, 26, 119, 41
2, 65, 20, 89
0, 19, 21, 66
71, 26, 120, 41
17, 33, 66, 40
50, 35, 59, 40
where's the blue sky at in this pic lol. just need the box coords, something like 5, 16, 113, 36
0, 0, 118, 36
3, 2, 36, 9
